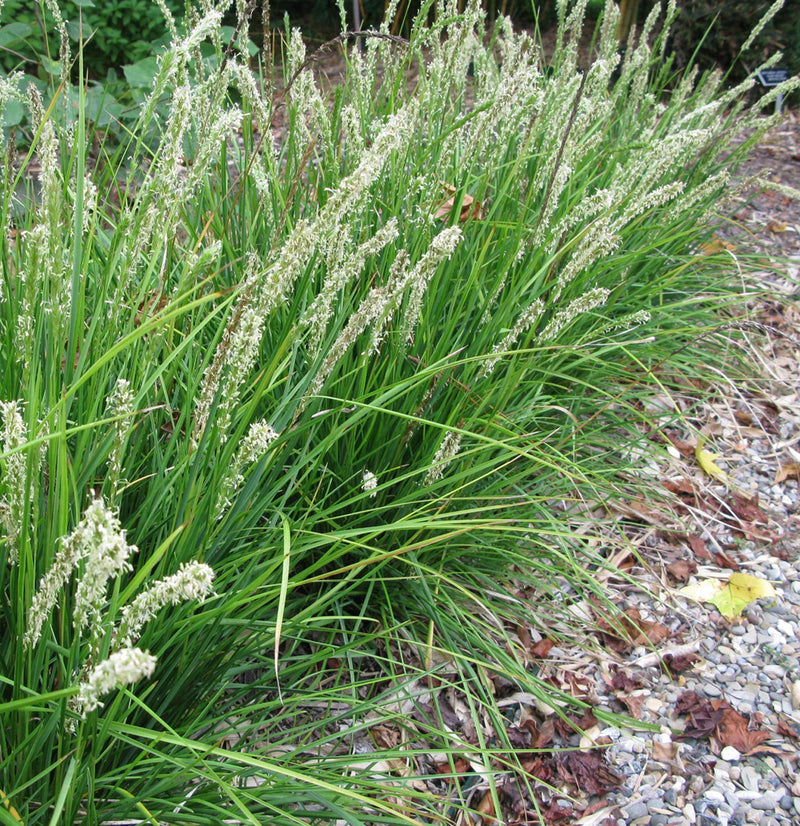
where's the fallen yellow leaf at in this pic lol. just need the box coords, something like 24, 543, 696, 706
678, 573, 776, 619
695, 439, 731, 485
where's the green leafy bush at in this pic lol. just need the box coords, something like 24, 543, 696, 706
0, 0, 184, 76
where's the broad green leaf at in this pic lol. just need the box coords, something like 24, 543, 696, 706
123, 56, 159, 89
0, 21, 32, 47
0, 99, 24, 128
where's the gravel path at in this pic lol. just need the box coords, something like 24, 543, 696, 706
546, 111, 800, 826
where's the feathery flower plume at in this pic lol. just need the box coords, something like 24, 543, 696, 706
24, 499, 137, 649
539, 287, 610, 343
118, 561, 215, 645
71, 501, 137, 643
194, 104, 419, 443
0, 401, 29, 565
401, 226, 463, 343
304, 219, 400, 357
73, 647, 157, 718
424, 430, 463, 486
740, 0, 784, 54
481, 299, 545, 377
106, 379, 134, 497
216, 421, 280, 515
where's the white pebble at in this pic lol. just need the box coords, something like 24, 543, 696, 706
791, 680, 800, 711
720, 745, 741, 762
776, 619, 795, 638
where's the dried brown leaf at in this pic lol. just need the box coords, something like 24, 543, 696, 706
434, 181, 483, 222
674, 690, 722, 739
687, 534, 713, 561
557, 751, 622, 796
775, 461, 800, 483
531, 638, 555, 658
713, 703, 772, 755
667, 559, 695, 582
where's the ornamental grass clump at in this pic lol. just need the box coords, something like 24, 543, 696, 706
1, 0, 796, 821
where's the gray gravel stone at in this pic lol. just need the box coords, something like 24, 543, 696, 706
751, 793, 782, 811
623, 801, 648, 820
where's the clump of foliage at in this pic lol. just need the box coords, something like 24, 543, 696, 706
1, 0, 796, 823
0, 0, 185, 76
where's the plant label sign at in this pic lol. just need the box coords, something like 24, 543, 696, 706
756, 68, 790, 113
756, 68, 790, 87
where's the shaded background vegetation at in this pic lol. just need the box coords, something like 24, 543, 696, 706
2, 0, 798, 87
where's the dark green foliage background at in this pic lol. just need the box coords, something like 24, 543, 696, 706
0, 0, 185, 75
668, 0, 800, 86
0, 0, 796, 96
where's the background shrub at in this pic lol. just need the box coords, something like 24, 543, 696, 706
663, 0, 799, 95
0, 0, 184, 77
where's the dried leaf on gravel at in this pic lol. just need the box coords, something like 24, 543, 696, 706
531, 638, 555, 658
667, 559, 696, 582
687, 534, 713, 561
674, 690, 723, 739
777, 719, 799, 739
775, 460, 800, 482
663, 652, 698, 674
556, 751, 622, 796
713, 702, 772, 755
599, 607, 671, 651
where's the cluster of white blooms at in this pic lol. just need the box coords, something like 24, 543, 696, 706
152, 0, 178, 41
174, 8, 224, 63
362, 470, 378, 498
400, 226, 463, 343
193, 221, 316, 442
195, 104, 419, 442
301, 226, 461, 410
740, 0, 784, 53
74, 536, 136, 654
73, 647, 157, 717
323, 102, 420, 222
22, 498, 215, 723
216, 420, 280, 516
78, 175, 98, 234
24, 499, 137, 650
118, 561, 215, 645
286, 30, 331, 155
424, 430, 463, 486
41, 0, 69, 87
0, 401, 29, 565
